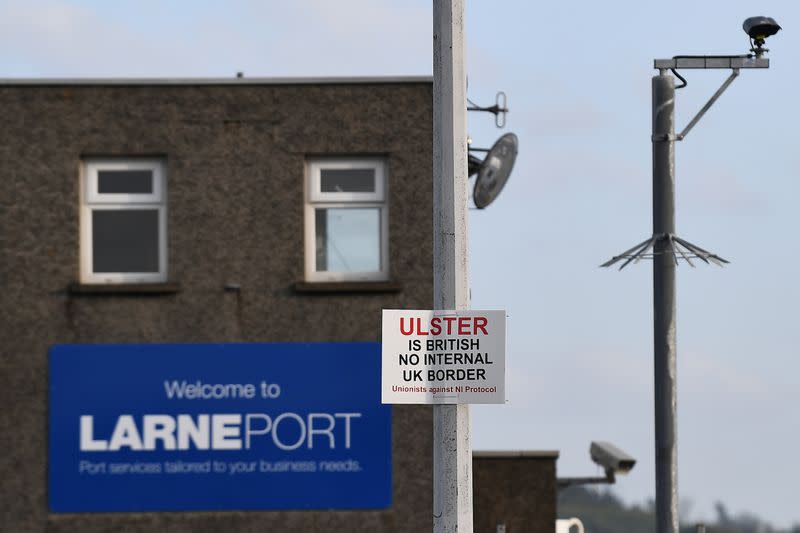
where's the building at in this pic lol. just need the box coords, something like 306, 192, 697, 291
0, 77, 556, 532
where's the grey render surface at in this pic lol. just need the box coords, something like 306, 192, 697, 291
0, 80, 434, 532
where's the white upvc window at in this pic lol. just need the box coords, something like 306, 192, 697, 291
304, 158, 389, 282
80, 159, 167, 284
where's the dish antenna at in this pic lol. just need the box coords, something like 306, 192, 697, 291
468, 133, 518, 209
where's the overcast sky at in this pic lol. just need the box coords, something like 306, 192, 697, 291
2, 0, 798, 527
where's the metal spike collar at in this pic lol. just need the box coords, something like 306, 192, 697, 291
601, 233, 729, 270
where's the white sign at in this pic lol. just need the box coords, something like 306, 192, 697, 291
381, 309, 506, 404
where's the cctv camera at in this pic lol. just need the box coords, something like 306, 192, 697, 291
557, 441, 637, 489
590, 441, 636, 475
743, 16, 781, 40
743, 16, 781, 56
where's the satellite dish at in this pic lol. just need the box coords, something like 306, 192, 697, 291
470, 133, 518, 209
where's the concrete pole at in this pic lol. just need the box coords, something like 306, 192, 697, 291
652, 71, 678, 533
433, 1, 472, 531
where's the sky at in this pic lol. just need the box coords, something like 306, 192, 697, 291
2, 0, 798, 527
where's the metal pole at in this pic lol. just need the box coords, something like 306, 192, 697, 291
433, 0, 472, 531
652, 71, 678, 533
677, 69, 740, 140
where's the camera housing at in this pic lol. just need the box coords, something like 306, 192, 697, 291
743, 16, 781, 40
743, 16, 781, 56
590, 441, 636, 475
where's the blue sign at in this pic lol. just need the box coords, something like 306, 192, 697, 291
49, 343, 392, 512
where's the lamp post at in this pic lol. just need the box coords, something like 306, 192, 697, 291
603, 18, 779, 533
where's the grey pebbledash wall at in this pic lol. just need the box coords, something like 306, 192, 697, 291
0, 79, 434, 532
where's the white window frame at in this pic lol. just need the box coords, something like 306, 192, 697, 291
80, 158, 168, 284
304, 158, 389, 282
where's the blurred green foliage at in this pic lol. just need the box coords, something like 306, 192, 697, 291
558, 487, 799, 533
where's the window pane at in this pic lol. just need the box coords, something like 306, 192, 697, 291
315, 208, 380, 273
98, 170, 153, 194
320, 168, 375, 193
92, 210, 160, 273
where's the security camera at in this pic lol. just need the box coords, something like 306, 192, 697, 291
743, 16, 781, 56
743, 16, 781, 40
558, 441, 637, 489
590, 441, 636, 475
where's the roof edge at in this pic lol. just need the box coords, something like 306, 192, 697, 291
0, 76, 433, 87
473, 450, 560, 459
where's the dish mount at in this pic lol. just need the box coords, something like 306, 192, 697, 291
467, 91, 519, 209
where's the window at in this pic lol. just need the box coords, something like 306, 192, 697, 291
305, 158, 389, 282
80, 159, 167, 283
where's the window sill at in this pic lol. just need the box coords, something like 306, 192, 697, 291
293, 281, 402, 294
68, 282, 181, 295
